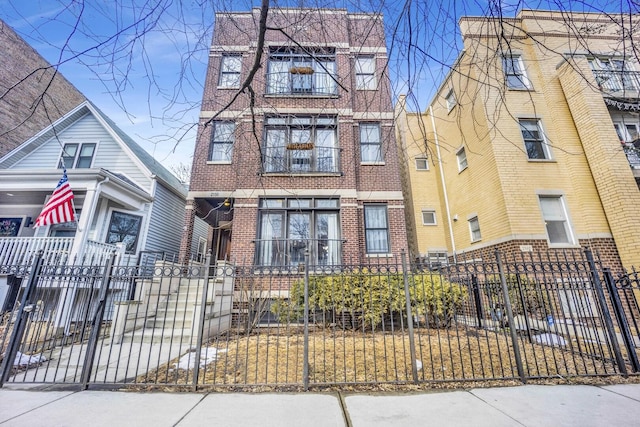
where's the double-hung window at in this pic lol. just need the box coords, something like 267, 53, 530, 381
364, 204, 390, 254
59, 143, 96, 169
256, 198, 340, 266
519, 119, 551, 160
266, 47, 336, 95
355, 56, 376, 90
469, 216, 481, 242
503, 54, 531, 89
360, 123, 382, 163
219, 55, 242, 88
456, 147, 468, 171
209, 121, 235, 162
263, 116, 338, 173
445, 89, 457, 111
539, 196, 574, 245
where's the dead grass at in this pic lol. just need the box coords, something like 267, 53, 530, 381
135, 326, 629, 391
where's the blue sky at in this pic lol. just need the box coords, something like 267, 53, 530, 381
0, 0, 630, 170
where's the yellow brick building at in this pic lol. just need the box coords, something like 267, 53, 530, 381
396, 9, 640, 269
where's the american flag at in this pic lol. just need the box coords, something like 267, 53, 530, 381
34, 170, 76, 227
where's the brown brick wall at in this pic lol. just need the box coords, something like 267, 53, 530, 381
0, 20, 86, 157
187, 9, 407, 264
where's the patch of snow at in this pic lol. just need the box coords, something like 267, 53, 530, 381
416, 359, 423, 371
14, 351, 47, 368
172, 348, 227, 371
534, 333, 567, 347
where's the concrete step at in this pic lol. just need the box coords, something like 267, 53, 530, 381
121, 327, 196, 344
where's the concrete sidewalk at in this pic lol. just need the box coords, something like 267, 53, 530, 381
1, 384, 640, 426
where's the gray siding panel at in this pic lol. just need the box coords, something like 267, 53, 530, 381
11, 114, 152, 191
145, 183, 185, 257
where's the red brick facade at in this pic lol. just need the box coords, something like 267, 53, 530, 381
182, 9, 408, 265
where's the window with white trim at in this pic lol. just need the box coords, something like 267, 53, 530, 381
469, 216, 481, 242
539, 195, 574, 245
59, 143, 96, 169
355, 56, 376, 90
106, 211, 143, 253
456, 147, 468, 171
219, 55, 242, 88
256, 197, 341, 266
422, 210, 436, 225
519, 119, 551, 160
364, 204, 390, 254
415, 157, 429, 170
445, 89, 456, 111
209, 121, 235, 162
503, 54, 531, 89
360, 123, 382, 163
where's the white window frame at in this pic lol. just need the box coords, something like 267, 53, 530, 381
209, 121, 235, 163
58, 142, 97, 169
355, 56, 376, 90
538, 195, 576, 246
445, 88, 456, 112
503, 54, 531, 89
415, 157, 429, 170
468, 216, 481, 242
360, 122, 383, 163
421, 210, 436, 225
519, 119, 552, 160
426, 251, 448, 270
613, 121, 640, 143
456, 147, 468, 172
364, 204, 390, 254
218, 55, 242, 88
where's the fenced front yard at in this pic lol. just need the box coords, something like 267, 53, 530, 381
1, 248, 638, 390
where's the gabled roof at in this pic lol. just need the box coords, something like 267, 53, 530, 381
0, 101, 187, 198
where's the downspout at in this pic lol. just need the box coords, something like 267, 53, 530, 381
429, 106, 457, 263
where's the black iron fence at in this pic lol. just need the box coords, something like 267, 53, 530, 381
1, 248, 638, 390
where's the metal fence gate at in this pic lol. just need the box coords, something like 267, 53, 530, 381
0, 248, 638, 390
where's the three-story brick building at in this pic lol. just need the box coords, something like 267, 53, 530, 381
181, 8, 407, 266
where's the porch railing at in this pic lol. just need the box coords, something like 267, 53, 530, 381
0, 237, 73, 266
0, 237, 119, 267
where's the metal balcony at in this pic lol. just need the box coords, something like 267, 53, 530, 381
265, 71, 338, 96
262, 145, 340, 174
592, 70, 640, 93
254, 238, 342, 267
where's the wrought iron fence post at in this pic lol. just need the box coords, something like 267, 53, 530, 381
193, 251, 213, 390
80, 251, 116, 389
603, 268, 640, 373
495, 250, 526, 383
471, 274, 483, 328
401, 249, 419, 384
0, 251, 44, 387
585, 247, 628, 376
303, 249, 310, 391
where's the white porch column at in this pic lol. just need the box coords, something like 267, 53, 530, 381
69, 177, 108, 262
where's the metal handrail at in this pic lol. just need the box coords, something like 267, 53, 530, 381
254, 238, 342, 266
262, 145, 340, 174
592, 69, 640, 92
265, 70, 338, 96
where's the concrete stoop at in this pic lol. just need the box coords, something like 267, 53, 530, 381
119, 270, 233, 345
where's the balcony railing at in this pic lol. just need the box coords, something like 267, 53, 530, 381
592, 70, 640, 92
624, 143, 640, 169
266, 71, 338, 96
263, 145, 340, 174
255, 238, 342, 267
